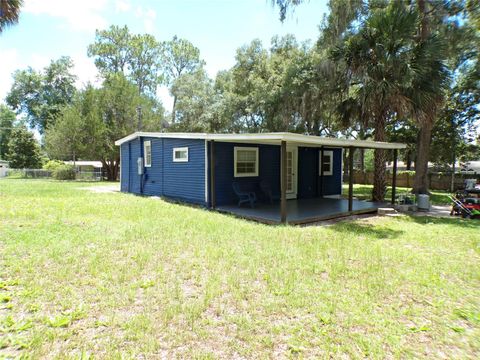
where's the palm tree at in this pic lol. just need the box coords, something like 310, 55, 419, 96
411, 0, 449, 194
334, 2, 448, 201
334, 3, 418, 201
0, 0, 23, 33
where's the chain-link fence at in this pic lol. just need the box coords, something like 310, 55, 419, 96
6, 169, 103, 181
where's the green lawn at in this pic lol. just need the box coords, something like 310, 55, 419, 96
1, 179, 479, 358
342, 184, 452, 205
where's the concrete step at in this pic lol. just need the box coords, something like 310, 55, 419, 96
378, 207, 397, 215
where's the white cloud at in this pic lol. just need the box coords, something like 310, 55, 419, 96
115, 0, 131, 13
71, 54, 100, 89
0, 49, 53, 102
0, 50, 100, 103
0, 49, 20, 102
23, 0, 109, 32
156, 86, 173, 112
134, 6, 157, 33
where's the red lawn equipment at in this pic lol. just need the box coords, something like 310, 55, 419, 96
450, 190, 480, 220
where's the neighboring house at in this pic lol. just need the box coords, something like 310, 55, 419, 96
64, 161, 103, 180
0, 160, 9, 178
64, 161, 103, 172
115, 132, 405, 224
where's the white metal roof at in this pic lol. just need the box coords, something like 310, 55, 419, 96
115, 132, 406, 150
64, 161, 103, 168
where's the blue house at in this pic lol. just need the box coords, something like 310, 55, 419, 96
115, 132, 406, 224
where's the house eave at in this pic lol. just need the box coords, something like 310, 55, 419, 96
115, 132, 406, 150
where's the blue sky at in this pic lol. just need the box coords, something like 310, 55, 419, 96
0, 0, 328, 109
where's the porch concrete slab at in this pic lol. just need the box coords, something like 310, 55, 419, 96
217, 197, 383, 224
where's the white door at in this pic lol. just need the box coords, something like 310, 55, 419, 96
286, 147, 298, 199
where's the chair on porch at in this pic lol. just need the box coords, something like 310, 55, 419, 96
259, 179, 273, 204
232, 182, 257, 208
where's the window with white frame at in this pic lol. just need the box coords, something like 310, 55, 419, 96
234, 147, 259, 177
319, 150, 333, 176
173, 147, 189, 162
144, 141, 152, 167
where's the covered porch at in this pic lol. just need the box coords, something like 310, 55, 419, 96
217, 197, 383, 225
207, 132, 406, 224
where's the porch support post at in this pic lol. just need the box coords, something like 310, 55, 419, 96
391, 149, 398, 205
280, 140, 287, 224
348, 146, 355, 212
210, 140, 216, 209
319, 146, 324, 197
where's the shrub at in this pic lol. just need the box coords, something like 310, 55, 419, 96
398, 170, 416, 176
52, 165, 75, 180
43, 160, 65, 171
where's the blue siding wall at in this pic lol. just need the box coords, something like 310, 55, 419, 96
297, 147, 342, 197
211, 144, 342, 206
162, 138, 206, 204
120, 137, 206, 205
142, 137, 163, 196
210, 142, 281, 206
128, 138, 141, 194
321, 148, 343, 195
297, 147, 317, 198
120, 136, 342, 206
120, 143, 130, 192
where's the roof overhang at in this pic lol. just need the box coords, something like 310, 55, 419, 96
115, 132, 406, 150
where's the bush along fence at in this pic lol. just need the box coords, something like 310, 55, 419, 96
7, 168, 103, 181
351, 170, 480, 191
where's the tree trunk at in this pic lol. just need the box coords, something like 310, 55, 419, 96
101, 159, 119, 181
359, 149, 365, 172
412, 0, 435, 195
450, 125, 456, 192
372, 116, 387, 202
417, 0, 429, 41
171, 95, 177, 124
343, 149, 349, 178
412, 121, 433, 194
406, 151, 412, 170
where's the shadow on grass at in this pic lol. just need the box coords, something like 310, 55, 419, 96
405, 214, 480, 228
330, 222, 404, 239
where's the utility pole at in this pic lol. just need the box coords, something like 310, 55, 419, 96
136, 106, 143, 131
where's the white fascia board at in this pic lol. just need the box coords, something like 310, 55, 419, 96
115, 132, 209, 145
115, 131, 406, 150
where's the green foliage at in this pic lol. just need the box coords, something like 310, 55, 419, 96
363, 149, 374, 172
160, 36, 204, 85
6, 57, 77, 133
169, 68, 216, 132
5, 126, 41, 168
42, 160, 64, 171
87, 25, 132, 75
44, 74, 164, 180
1, 179, 479, 357
0, 104, 16, 159
0, 0, 23, 32
45, 104, 86, 162
52, 164, 75, 180
87, 25, 163, 96
160, 35, 205, 123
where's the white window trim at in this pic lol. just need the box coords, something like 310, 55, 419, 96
144, 140, 152, 167
234, 146, 259, 177
319, 150, 333, 176
173, 147, 189, 162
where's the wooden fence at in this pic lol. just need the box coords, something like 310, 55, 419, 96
351, 170, 480, 191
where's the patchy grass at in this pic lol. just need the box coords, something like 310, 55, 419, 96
1, 179, 479, 358
343, 184, 451, 205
